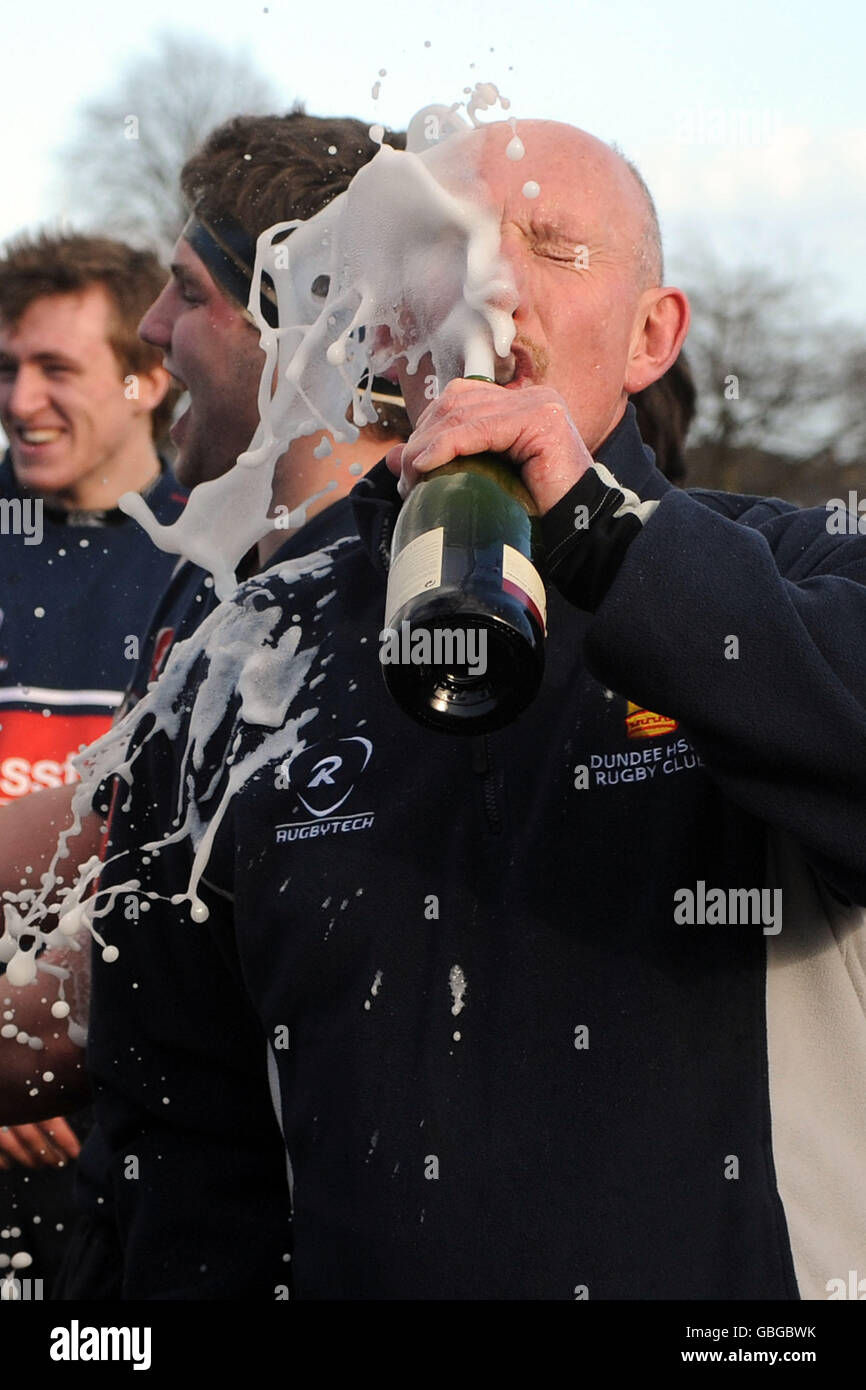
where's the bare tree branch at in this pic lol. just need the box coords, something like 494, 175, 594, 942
55, 31, 294, 259
681, 251, 859, 460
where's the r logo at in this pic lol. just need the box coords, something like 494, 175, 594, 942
306, 755, 343, 789
287, 737, 373, 818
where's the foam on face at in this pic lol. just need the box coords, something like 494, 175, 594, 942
119, 96, 518, 599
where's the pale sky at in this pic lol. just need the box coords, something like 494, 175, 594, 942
2, 0, 865, 320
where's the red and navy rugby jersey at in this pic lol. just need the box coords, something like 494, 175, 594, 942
0, 452, 186, 805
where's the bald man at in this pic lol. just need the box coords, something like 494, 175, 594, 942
84, 120, 866, 1301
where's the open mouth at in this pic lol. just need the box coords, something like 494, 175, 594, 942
375, 362, 402, 385
169, 392, 191, 445
15, 426, 64, 448
495, 346, 534, 389
493, 352, 517, 385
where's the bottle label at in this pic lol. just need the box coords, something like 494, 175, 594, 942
385, 527, 444, 627
502, 544, 547, 634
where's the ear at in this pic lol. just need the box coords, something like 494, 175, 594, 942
125, 362, 171, 417
624, 287, 690, 395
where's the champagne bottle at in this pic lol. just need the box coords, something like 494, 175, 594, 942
381, 384, 547, 735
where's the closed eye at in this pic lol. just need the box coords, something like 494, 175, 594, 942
171, 268, 206, 306
537, 246, 580, 264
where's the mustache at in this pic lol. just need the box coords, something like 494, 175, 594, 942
497, 337, 550, 380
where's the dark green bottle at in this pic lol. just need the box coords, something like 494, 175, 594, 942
381, 439, 547, 735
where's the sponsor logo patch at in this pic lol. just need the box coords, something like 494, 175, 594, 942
275, 735, 375, 842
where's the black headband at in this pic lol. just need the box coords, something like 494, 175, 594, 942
184, 212, 281, 328
184, 213, 405, 405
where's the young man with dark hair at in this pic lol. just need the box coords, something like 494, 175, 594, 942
0, 111, 408, 1299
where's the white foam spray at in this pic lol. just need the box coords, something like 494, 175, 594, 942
119, 91, 518, 599
449, 964, 468, 1017
0, 546, 346, 999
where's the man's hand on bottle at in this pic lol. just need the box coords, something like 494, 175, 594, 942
385, 377, 595, 515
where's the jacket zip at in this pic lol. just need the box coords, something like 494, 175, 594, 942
472, 734, 503, 834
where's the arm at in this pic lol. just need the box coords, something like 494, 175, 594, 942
0, 783, 103, 895
0, 786, 102, 1122
388, 379, 866, 902
576, 484, 866, 902
0, 932, 92, 1123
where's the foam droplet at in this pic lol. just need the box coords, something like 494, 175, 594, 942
449, 963, 467, 1016
101, 945, 119, 963
57, 903, 86, 937
6, 951, 36, 987
43, 1071, 55, 1082
505, 118, 524, 161
11, 1252, 32, 1269
369, 123, 385, 145
190, 900, 209, 924
50, 1000, 70, 1019
522, 181, 541, 199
